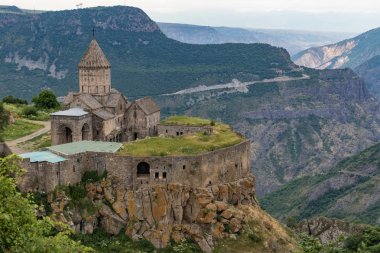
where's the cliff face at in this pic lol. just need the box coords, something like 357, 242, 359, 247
292, 27, 380, 70
49, 176, 297, 252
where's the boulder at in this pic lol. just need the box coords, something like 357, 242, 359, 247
99, 204, 126, 235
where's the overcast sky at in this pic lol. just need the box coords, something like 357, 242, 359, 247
3, 0, 380, 33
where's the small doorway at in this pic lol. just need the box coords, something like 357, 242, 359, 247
65, 127, 73, 143
133, 132, 138, 140
137, 162, 150, 177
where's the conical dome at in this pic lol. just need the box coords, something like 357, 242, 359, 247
78, 39, 111, 68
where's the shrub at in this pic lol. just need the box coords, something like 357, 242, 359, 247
248, 232, 262, 243
22, 106, 38, 117
2, 95, 28, 105
81, 171, 107, 183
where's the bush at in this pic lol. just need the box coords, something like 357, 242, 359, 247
2, 95, 28, 105
0, 102, 10, 133
81, 171, 107, 183
22, 106, 38, 117
32, 90, 60, 109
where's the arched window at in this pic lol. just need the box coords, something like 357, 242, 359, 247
82, 123, 90, 140
137, 162, 150, 177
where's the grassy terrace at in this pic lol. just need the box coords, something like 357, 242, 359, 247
1, 119, 43, 141
118, 116, 244, 157
160, 115, 212, 126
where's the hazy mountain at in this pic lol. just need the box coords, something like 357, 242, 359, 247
158, 22, 353, 56
293, 27, 380, 99
293, 27, 380, 70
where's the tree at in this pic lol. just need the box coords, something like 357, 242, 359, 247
32, 90, 60, 109
0, 155, 94, 252
0, 102, 10, 135
22, 106, 38, 118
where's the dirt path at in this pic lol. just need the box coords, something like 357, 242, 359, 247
5, 120, 51, 154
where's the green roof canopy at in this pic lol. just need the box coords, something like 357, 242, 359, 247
47, 141, 122, 156
20, 151, 66, 164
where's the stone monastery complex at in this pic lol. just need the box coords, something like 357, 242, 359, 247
19, 38, 251, 195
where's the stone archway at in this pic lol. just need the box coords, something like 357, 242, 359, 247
137, 162, 150, 177
58, 125, 73, 144
82, 123, 90, 141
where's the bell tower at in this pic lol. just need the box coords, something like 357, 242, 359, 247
78, 39, 111, 94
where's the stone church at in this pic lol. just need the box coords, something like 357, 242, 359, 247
51, 39, 160, 145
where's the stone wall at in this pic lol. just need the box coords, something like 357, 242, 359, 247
79, 67, 111, 95
105, 140, 251, 190
157, 124, 213, 137
19, 140, 250, 194
124, 104, 160, 141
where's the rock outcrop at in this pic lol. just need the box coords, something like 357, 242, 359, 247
297, 217, 368, 244
48, 176, 296, 252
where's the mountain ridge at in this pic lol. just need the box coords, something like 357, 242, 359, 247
158, 22, 353, 55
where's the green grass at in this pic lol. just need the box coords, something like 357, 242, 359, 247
17, 132, 51, 151
72, 228, 201, 253
3, 103, 57, 121
1, 119, 43, 141
160, 115, 212, 126
119, 119, 244, 157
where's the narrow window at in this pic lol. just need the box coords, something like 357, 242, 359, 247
155, 172, 159, 179
163, 172, 167, 179
176, 132, 179, 136
183, 165, 186, 170
180, 132, 183, 135
73, 165, 75, 172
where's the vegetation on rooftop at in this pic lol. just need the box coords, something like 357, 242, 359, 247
160, 115, 213, 126
119, 117, 244, 156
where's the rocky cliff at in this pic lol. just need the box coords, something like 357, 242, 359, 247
293, 27, 380, 70
296, 217, 368, 244
48, 176, 297, 252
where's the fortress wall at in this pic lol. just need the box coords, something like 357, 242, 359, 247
19, 141, 250, 193
157, 125, 213, 137
104, 140, 251, 190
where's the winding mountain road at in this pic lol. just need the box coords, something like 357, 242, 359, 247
5, 120, 51, 154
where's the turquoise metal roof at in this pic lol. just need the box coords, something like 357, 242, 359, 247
20, 151, 67, 164
47, 141, 123, 156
